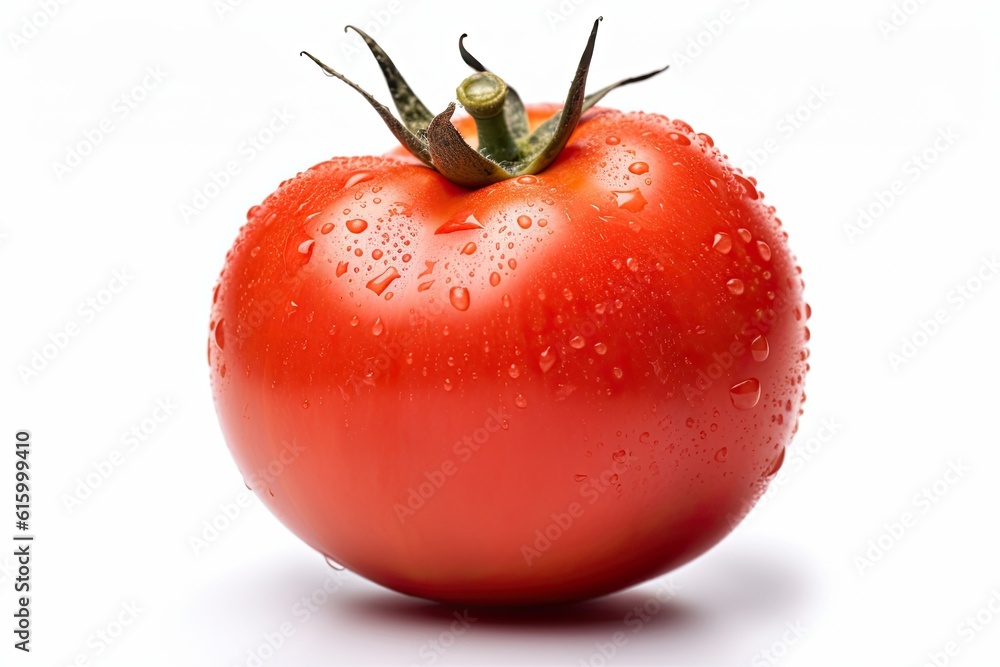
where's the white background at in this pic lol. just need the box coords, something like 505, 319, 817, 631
3, 0, 1000, 665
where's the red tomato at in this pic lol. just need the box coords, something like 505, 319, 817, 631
210, 25, 809, 605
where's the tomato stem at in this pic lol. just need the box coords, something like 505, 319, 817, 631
455, 72, 519, 162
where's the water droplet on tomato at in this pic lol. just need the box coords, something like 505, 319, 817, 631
751, 335, 769, 361
733, 173, 759, 200
514, 393, 528, 408
344, 172, 372, 189
594, 342, 607, 355
418, 260, 436, 278
443, 378, 453, 391
539, 347, 557, 373
574, 474, 588, 482
730, 378, 761, 409
538, 218, 548, 227
349, 315, 359, 327
508, 364, 520, 379
737, 228, 752, 243
713, 232, 733, 254
726, 278, 745, 295
250, 245, 261, 258
612, 449, 627, 463
569, 335, 586, 349
628, 161, 649, 175
517, 215, 532, 229
461, 242, 477, 255
449, 286, 470, 311
697, 132, 714, 147
436, 211, 484, 234
502, 294, 512, 308
371, 248, 383, 260
418, 280, 435, 292
324, 555, 346, 570
336, 261, 349, 277
756, 241, 772, 261
302, 399, 310, 409
366, 266, 400, 296
346, 219, 368, 234
320, 222, 335, 234
516, 175, 538, 184
667, 132, 691, 146
714, 447, 729, 463
613, 188, 648, 213
215, 319, 225, 349
764, 447, 786, 477
613, 367, 624, 379
605, 136, 620, 145
489, 272, 501, 286
371, 317, 384, 336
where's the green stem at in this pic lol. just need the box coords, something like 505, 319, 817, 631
455, 72, 519, 163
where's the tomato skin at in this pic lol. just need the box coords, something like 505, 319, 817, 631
210, 105, 809, 605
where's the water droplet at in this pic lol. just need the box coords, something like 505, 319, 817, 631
508, 258, 517, 270
449, 286, 470, 311
628, 161, 649, 175
539, 347, 557, 373
713, 232, 733, 254
804, 303, 812, 320
461, 242, 477, 255
730, 378, 761, 409
371, 249, 383, 260
366, 266, 401, 296
418, 260, 436, 277
344, 172, 373, 189
714, 447, 729, 463
436, 211, 484, 234
612, 449, 627, 464
685, 417, 695, 428
751, 335, 769, 361
508, 364, 520, 379
336, 261, 349, 277
354, 248, 363, 256
667, 132, 691, 146
593, 342, 607, 355
215, 319, 225, 349
605, 136, 620, 145
733, 173, 759, 200
514, 393, 528, 408
418, 280, 435, 292
371, 317, 384, 336
613, 188, 648, 213
320, 222, 335, 234
443, 378, 453, 391
626, 257, 639, 272
517, 215, 532, 229
726, 278, 745, 295
569, 335, 586, 349
516, 175, 538, 184
219, 364, 226, 377
302, 399, 310, 409
538, 218, 548, 227
612, 367, 623, 379
250, 245, 261, 258
502, 294, 512, 308
764, 447, 786, 477
402, 253, 412, 263
697, 132, 714, 147
324, 554, 346, 570
346, 219, 368, 234
349, 315, 359, 327
574, 473, 589, 482
737, 228, 752, 243
756, 240, 772, 261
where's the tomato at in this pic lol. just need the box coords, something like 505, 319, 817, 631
209, 20, 809, 605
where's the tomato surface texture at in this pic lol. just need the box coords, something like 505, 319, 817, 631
209, 104, 809, 605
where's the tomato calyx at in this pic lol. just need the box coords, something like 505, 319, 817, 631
300, 17, 668, 189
